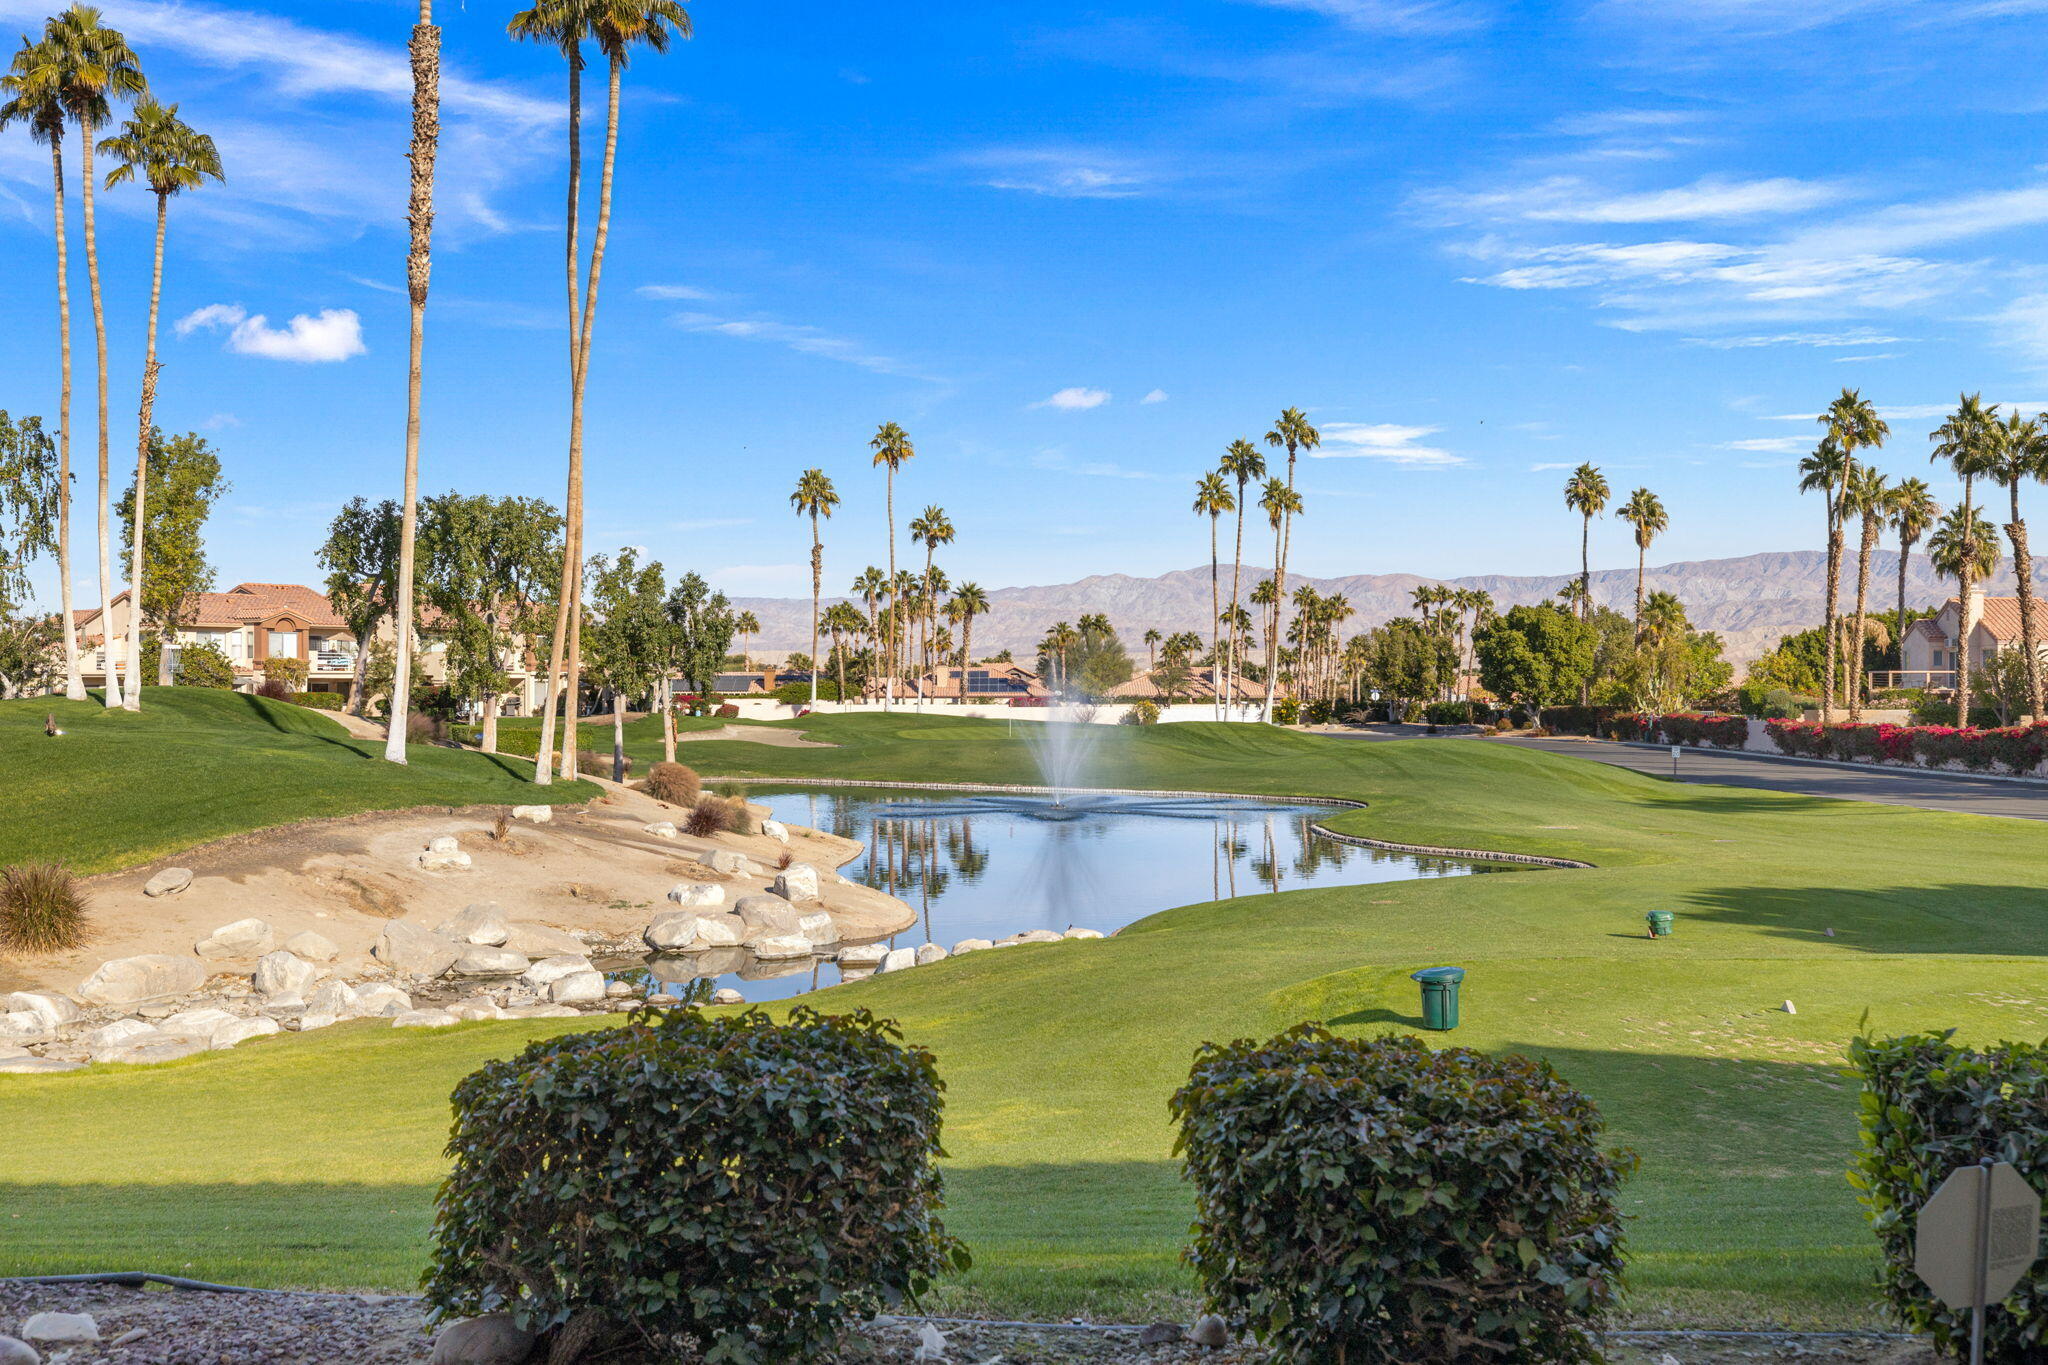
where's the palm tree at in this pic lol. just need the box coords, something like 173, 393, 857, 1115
1193, 470, 1234, 719
1263, 409, 1319, 721
789, 468, 838, 707
733, 610, 759, 670
1989, 412, 2048, 719
2, 36, 86, 699
852, 565, 885, 699
949, 581, 988, 676
1257, 477, 1301, 717
1142, 628, 1161, 673
822, 599, 864, 702
41, 7, 145, 707
870, 421, 914, 710
1929, 503, 2002, 707
521, 0, 690, 781
1617, 487, 1666, 634
1218, 438, 1264, 704
1797, 435, 1847, 717
1562, 464, 1609, 626
1816, 389, 1889, 719
1887, 477, 1940, 683
908, 503, 952, 702
1931, 394, 2002, 725
1841, 465, 1890, 721
99, 97, 221, 710
1042, 620, 1078, 693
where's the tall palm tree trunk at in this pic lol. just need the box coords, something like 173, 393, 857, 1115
533, 51, 585, 784
883, 471, 896, 712
46, 137, 84, 700
1851, 518, 1876, 722
808, 512, 821, 707
1263, 521, 1283, 722
2007, 484, 2045, 720
1209, 516, 1220, 721
1897, 535, 1912, 687
1228, 491, 1246, 716
1821, 513, 1841, 725
1578, 512, 1592, 705
385, 5, 438, 765
1634, 544, 1646, 636
1957, 478, 1976, 727
123, 190, 168, 711
80, 116, 120, 708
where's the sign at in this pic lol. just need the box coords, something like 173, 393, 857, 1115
1915, 1161, 2042, 1311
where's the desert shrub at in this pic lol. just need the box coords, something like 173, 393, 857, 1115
1735, 680, 1803, 719
174, 641, 237, 689
1766, 718, 1825, 758
1172, 1027, 1631, 1365
255, 677, 297, 702
727, 796, 756, 836
1849, 1030, 2048, 1360
1910, 695, 2001, 728
425, 1006, 966, 1364
1425, 701, 1475, 726
1119, 698, 1161, 726
294, 690, 344, 710
1272, 698, 1301, 725
685, 797, 736, 838
259, 655, 309, 690
715, 703, 740, 718
408, 713, 448, 746
1302, 698, 1334, 725
0, 862, 91, 954
645, 761, 702, 805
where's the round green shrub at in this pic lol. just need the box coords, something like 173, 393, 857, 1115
174, 641, 237, 689
1171, 1026, 1633, 1364
1119, 698, 1161, 725
0, 861, 91, 955
293, 690, 345, 710
424, 1007, 967, 1364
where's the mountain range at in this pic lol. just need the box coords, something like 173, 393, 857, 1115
732, 549, 2034, 667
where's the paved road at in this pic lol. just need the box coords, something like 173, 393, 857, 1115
1496, 734, 2048, 822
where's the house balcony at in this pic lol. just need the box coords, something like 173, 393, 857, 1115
311, 649, 357, 673
1868, 670, 1957, 690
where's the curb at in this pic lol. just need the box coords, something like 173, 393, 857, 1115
1585, 738, 2048, 790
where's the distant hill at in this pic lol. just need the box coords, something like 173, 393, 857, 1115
733, 549, 2027, 666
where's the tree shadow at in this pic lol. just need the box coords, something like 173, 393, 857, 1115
1324, 1005, 1425, 1029
1681, 882, 2048, 955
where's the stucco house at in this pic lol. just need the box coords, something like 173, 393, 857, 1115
1889, 588, 2044, 690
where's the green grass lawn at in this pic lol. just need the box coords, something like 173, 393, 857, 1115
0, 688, 598, 874
4, 713, 2045, 1327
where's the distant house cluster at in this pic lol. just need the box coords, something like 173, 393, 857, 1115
1886, 590, 2048, 689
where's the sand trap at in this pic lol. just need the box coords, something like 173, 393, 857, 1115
673, 724, 835, 749
0, 782, 910, 997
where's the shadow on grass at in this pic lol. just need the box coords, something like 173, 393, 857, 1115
1681, 882, 2048, 953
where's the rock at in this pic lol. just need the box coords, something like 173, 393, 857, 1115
915, 943, 949, 966
710, 987, 745, 1005
760, 818, 791, 843
500, 1003, 579, 1019
510, 804, 553, 823
837, 943, 889, 967
254, 950, 318, 999
428, 835, 460, 855
78, 954, 206, 1008
431, 1312, 539, 1365
950, 938, 993, 955
550, 970, 606, 1003
86, 1019, 161, 1057
1016, 929, 1064, 944
349, 984, 413, 1019
0, 1334, 37, 1365
0, 1012, 47, 1043
109, 1329, 148, 1347
304, 981, 356, 1019
393, 1008, 460, 1029
105, 1038, 207, 1066
643, 821, 678, 838
194, 917, 276, 960
795, 911, 839, 946
1190, 1314, 1229, 1348
749, 934, 813, 961
666, 882, 725, 908
520, 955, 595, 989
420, 850, 473, 871
0, 1056, 81, 1074
437, 902, 511, 946
283, 930, 340, 962
501, 922, 586, 958
212, 1016, 281, 1049
447, 1001, 504, 1021
605, 980, 635, 997
703, 849, 756, 875
374, 922, 462, 978
2, 992, 78, 1028
773, 863, 822, 903
645, 911, 742, 952
877, 947, 918, 973
735, 894, 804, 935
1138, 1322, 1185, 1347
158, 1007, 240, 1042
21, 1313, 96, 1346
1063, 926, 1105, 939
142, 867, 192, 898
451, 947, 531, 977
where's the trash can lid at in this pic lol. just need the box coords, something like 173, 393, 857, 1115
1410, 966, 1466, 984
1646, 909, 1675, 919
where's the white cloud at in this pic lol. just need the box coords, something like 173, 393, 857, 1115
201, 412, 242, 430
1761, 400, 2048, 422
1312, 422, 1464, 466
177, 303, 367, 362
639, 284, 717, 301
1034, 387, 1112, 410
1141, 388, 1169, 404
1236, 0, 1489, 33
1684, 330, 1906, 349
1718, 436, 1812, 453
958, 148, 1152, 199
1432, 175, 1843, 225
1529, 461, 1576, 471
668, 311, 941, 382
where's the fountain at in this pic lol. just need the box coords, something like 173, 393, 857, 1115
1024, 703, 1103, 807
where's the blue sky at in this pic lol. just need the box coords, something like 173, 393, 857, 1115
9, 0, 2048, 608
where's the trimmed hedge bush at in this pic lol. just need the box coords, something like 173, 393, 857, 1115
1424, 700, 1475, 726
1171, 1026, 1632, 1364
424, 1006, 967, 1364
294, 690, 344, 710
1850, 1030, 2048, 1359
1767, 719, 2048, 773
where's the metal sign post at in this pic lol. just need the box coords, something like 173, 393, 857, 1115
1670, 744, 1680, 780
1914, 1159, 2043, 1365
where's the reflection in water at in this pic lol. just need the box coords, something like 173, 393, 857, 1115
625, 786, 1509, 1006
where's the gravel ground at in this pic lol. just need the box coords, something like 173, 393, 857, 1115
0, 1283, 1939, 1364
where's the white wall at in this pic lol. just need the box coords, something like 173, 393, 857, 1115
747, 698, 1264, 725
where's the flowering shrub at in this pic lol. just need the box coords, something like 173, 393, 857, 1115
1766, 719, 1824, 758
1769, 719, 2048, 773
1652, 713, 1748, 748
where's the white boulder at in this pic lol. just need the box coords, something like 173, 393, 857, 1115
773, 863, 822, 904
710, 987, 745, 1005
643, 821, 678, 838
795, 911, 839, 947
87, 1019, 161, 1057
349, 984, 414, 1019
1011, 929, 1064, 945
510, 804, 553, 823
1063, 926, 1105, 939
104, 1038, 207, 1066
950, 939, 993, 955
520, 955, 595, 989
213, 1016, 282, 1049
500, 1003, 579, 1019
195, 917, 276, 960
21, 1312, 97, 1346
436, 903, 511, 947
393, 1008, 460, 1029
447, 1000, 505, 1021
374, 922, 462, 979
877, 947, 918, 974
644, 912, 741, 953
837, 944, 889, 967
0, 1012, 47, 1043
0, 1056, 81, 1074
428, 835, 461, 855
759, 819, 791, 844
666, 882, 725, 908
283, 930, 340, 962
550, 971, 606, 1003
735, 894, 804, 935
142, 867, 192, 898
420, 850, 473, 871
501, 922, 586, 958
159, 1007, 240, 1042
254, 950, 318, 1000
78, 954, 206, 1008
703, 849, 755, 875
749, 934, 813, 961
3, 992, 78, 1029
914, 943, 949, 966
451, 947, 530, 976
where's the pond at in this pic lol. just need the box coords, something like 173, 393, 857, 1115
615, 785, 1515, 1004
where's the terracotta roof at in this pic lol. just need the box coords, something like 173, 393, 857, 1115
1931, 595, 2029, 644
1108, 666, 1260, 701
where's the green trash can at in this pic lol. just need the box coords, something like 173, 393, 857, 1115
1646, 910, 1675, 939
1411, 966, 1466, 1031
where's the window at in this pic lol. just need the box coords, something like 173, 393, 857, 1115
1984, 648, 1996, 667
267, 630, 298, 658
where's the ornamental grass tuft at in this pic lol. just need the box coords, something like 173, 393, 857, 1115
0, 861, 92, 955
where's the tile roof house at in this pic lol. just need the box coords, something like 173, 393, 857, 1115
1892, 589, 2045, 689
1107, 666, 1260, 702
